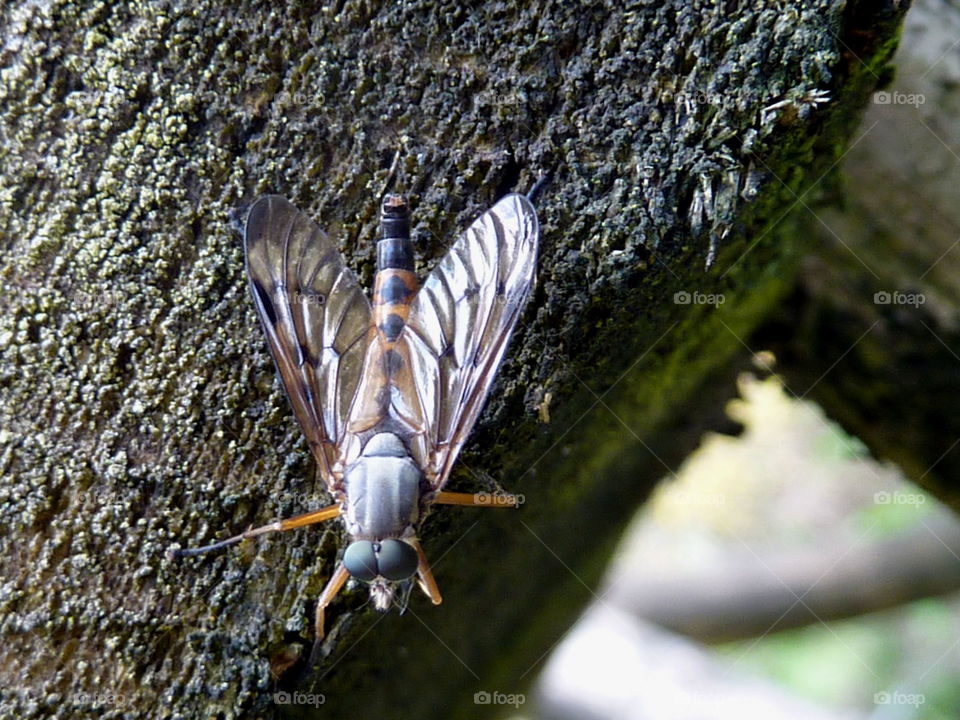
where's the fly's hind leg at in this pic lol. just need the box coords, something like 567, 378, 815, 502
167, 504, 342, 559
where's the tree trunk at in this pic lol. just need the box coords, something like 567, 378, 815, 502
0, 1, 908, 718
756, 0, 960, 514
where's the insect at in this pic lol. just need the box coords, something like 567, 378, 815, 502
169, 188, 539, 642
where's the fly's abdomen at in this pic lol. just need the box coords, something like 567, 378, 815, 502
374, 195, 418, 347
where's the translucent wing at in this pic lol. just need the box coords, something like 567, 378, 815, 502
401, 193, 539, 488
244, 195, 374, 488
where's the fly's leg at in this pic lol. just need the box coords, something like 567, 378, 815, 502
409, 538, 442, 605
313, 562, 350, 642
411, 492, 516, 607
166, 504, 342, 559
432, 491, 519, 508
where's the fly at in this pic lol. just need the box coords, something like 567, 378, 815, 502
169, 187, 540, 643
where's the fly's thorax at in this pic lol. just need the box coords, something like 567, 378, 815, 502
342, 432, 423, 540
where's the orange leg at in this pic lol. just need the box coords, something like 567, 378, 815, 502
167, 504, 342, 559
313, 562, 351, 641
409, 538, 442, 605
433, 491, 519, 508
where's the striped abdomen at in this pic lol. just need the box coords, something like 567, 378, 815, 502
374, 195, 418, 347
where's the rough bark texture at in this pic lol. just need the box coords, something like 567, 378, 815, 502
0, 1, 907, 719
756, 0, 960, 514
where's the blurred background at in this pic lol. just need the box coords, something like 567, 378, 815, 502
526, 2, 960, 718
534, 371, 960, 720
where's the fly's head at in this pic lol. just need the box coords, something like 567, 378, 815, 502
342, 538, 419, 612
369, 578, 395, 612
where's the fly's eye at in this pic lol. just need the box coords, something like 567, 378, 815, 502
343, 541, 378, 582
376, 539, 418, 581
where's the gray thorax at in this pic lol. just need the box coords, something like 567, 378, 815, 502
342, 432, 422, 540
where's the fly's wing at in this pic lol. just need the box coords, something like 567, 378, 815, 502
244, 195, 374, 488
401, 193, 539, 488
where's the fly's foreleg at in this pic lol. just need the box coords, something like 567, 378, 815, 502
167, 504, 342, 559
409, 538, 442, 605
313, 562, 350, 642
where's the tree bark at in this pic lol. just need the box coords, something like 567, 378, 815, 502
756, 0, 960, 514
0, 1, 908, 719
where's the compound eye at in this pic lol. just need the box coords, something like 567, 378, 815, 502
343, 541, 378, 582
376, 539, 419, 581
